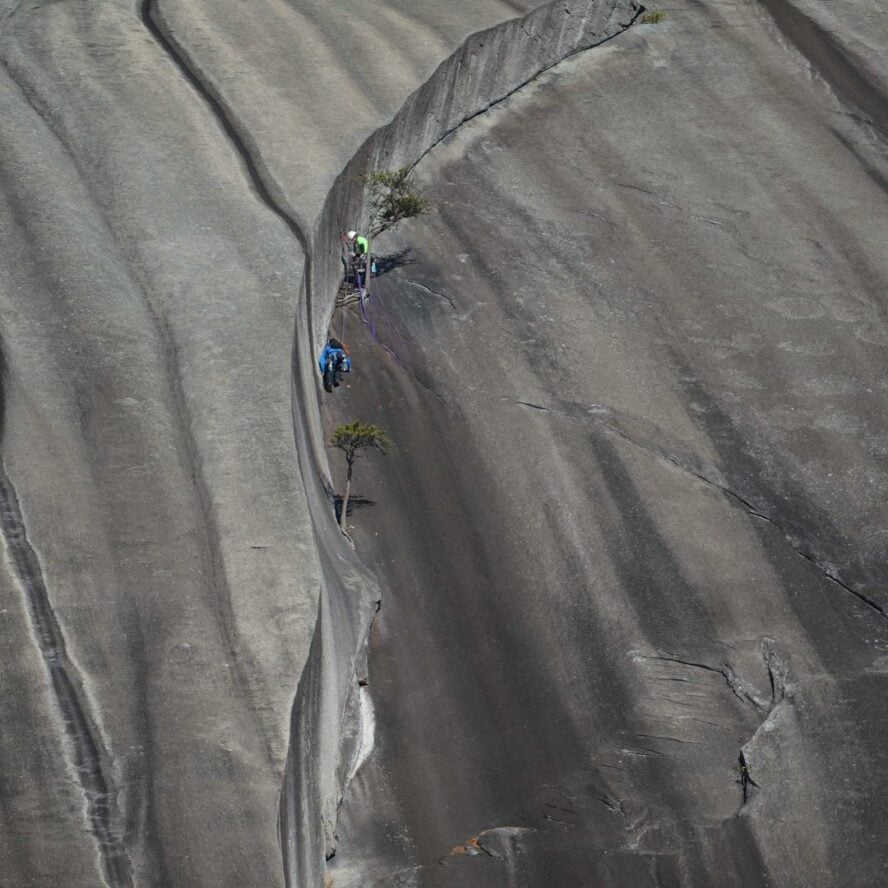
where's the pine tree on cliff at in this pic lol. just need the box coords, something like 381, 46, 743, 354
365, 166, 430, 238
331, 421, 392, 534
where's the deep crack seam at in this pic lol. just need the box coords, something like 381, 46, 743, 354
0, 468, 133, 888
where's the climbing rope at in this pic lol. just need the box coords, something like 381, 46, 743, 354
333, 227, 407, 367
359, 265, 407, 366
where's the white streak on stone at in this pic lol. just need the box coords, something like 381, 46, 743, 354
347, 687, 376, 783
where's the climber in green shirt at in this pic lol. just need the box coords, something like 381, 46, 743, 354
347, 230, 369, 258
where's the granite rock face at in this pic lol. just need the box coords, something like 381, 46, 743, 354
324, 2, 888, 886
1, 0, 886, 885
0, 1, 640, 886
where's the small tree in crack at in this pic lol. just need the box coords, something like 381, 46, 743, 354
331, 421, 392, 534
364, 166, 430, 238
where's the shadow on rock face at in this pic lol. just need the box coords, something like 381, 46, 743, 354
373, 248, 416, 277
334, 494, 377, 524
588, 430, 718, 651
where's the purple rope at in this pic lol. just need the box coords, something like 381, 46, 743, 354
358, 272, 407, 367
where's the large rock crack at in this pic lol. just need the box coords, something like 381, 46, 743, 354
0, 466, 133, 888
138, 1, 643, 884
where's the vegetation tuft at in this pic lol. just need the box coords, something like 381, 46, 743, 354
363, 166, 430, 238
641, 10, 667, 23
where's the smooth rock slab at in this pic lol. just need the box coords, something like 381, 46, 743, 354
327, 0, 888, 884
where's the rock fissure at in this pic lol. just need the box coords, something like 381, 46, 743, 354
595, 795, 628, 817
737, 749, 759, 806
513, 399, 888, 622
406, 366, 451, 404
641, 654, 770, 711
791, 546, 887, 620
140, 0, 316, 349
0, 467, 134, 888
135, 2, 643, 882
356, 0, 644, 225
139, 7, 368, 886
637, 642, 792, 814
405, 279, 457, 310
735, 641, 793, 812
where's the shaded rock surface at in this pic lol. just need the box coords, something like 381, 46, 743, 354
326, 1, 888, 885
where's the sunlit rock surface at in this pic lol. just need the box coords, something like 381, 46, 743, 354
0, 1, 634, 885
1, 0, 886, 886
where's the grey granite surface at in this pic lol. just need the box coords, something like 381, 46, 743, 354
1, 0, 886, 885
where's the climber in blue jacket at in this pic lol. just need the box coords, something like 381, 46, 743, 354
318, 338, 351, 393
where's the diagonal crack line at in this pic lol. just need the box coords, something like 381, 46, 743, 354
415, 376, 450, 404
514, 399, 888, 622
140, 0, 315, 348
407, 3, 644, 177
595, 795, 627, 817
640, 655, 768, 710
0, 467, 133, 888
791, 547, 886, 618
142, 0, 341, 540
405, 280, 457, 310
700, 479, 888, 622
